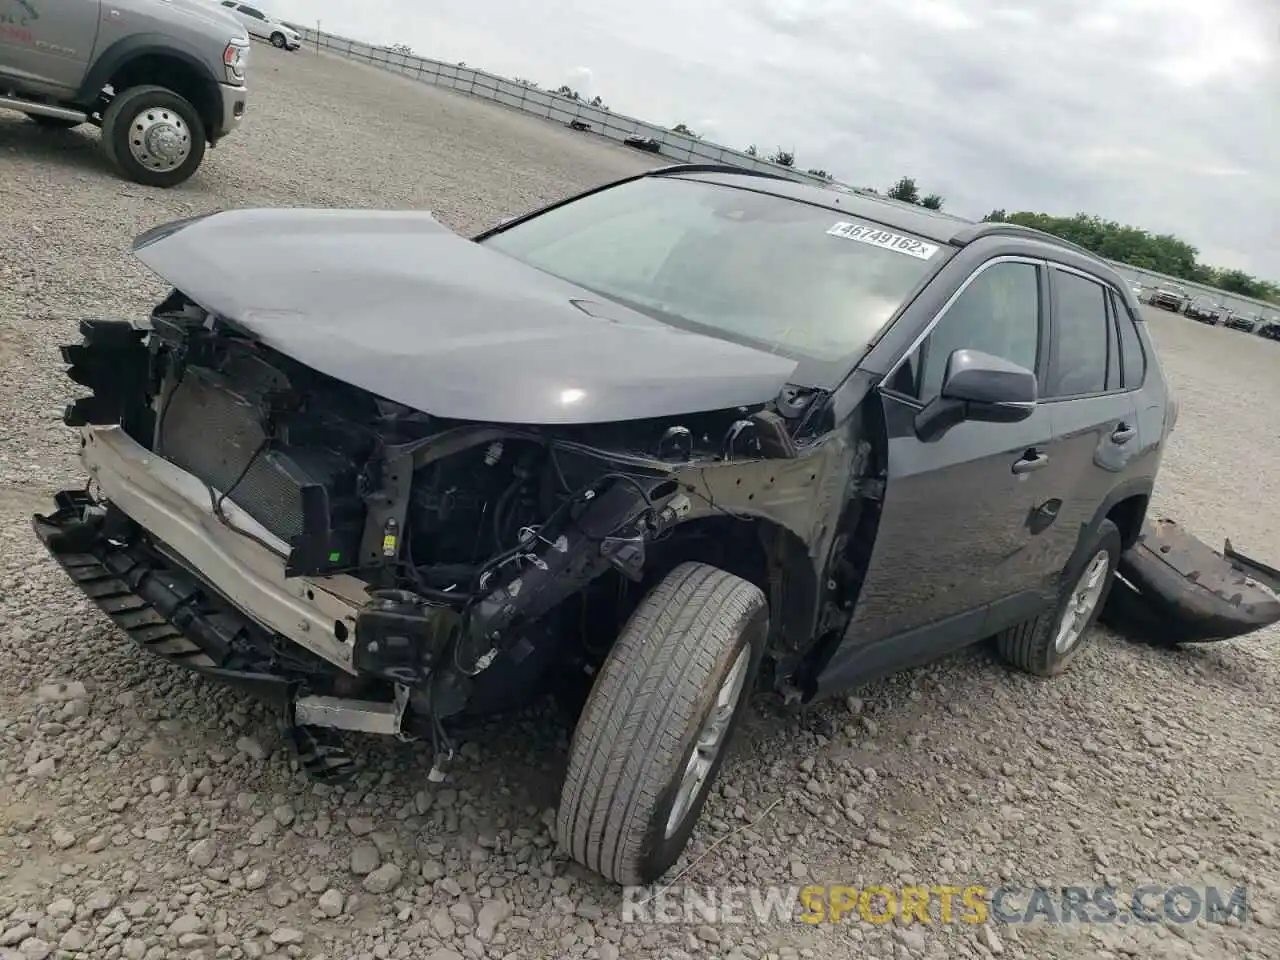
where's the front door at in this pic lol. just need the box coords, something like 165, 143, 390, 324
0, 0, 100, 96
824, 256, 1068, 685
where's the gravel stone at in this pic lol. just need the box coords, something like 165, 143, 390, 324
0, 39, 1277, 960
270, 927, 304, 945
187, 838, 216, 868
362, 863, 403, 894
49, 829, 75, 850
317, 890, 345, 918
244, 867, 269, 891
349, 843, 381, 876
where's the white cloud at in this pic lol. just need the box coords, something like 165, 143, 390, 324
270, 0, 1279, 280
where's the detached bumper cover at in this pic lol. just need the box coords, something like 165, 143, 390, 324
1102, 519, 1280, 644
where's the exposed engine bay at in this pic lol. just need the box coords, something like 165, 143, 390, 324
45, 291, 854, 773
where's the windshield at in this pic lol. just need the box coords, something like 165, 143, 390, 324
480, 177, 941, 368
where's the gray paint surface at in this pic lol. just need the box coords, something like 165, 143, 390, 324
132, 207, 800, 425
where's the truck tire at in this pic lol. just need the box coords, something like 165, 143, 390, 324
556, 562, 767, 885
101, 85, 206, 188
26, 113, 82, 131
996, 519, 1121, 676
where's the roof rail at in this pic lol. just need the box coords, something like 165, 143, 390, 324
643, 163, 799, 183
951, 221, 1100, 259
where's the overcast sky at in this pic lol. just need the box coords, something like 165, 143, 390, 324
270, 0, 1279, 280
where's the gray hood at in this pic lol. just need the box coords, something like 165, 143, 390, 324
132, 208, 800, 425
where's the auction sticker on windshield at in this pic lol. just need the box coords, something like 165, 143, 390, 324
827, 221, 939, 260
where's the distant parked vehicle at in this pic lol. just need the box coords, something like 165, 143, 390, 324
623, 135, 663, 154
1183, 297, 1222, 324
1258, 322, 1280, 341
1149, 285, 1188, 312
1224, 312, 1260, 333
218, 1, 301, 49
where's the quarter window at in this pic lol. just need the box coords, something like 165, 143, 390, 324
1045, 270, 1110, 398
1111, 291, 1147, 387
891, 260, 1041, 404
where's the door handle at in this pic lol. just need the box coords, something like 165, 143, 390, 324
1012, 450, 1049, 475
1111, 423, 1136, 444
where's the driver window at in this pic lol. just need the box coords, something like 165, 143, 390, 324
891, 261, 1041, 403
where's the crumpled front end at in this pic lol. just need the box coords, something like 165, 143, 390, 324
34, 304, 825, 772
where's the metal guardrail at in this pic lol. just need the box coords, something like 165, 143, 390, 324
291, 27, 833, 188
287, 26, 1277, 320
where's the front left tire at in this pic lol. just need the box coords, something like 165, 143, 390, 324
556, 562, 767, 885
271, 32, 287, 47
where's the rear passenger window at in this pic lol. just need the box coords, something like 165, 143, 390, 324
891, 260, 1041, 404
1111, 292, 1147, 387
1046, 270, 1109, 397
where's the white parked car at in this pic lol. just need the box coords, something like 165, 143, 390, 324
218, 1, 301, 50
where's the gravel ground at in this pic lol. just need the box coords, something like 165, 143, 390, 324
1, 45, 1279, 960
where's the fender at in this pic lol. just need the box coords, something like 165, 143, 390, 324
1066, 475, 1154, 577
75, 33, 221, 112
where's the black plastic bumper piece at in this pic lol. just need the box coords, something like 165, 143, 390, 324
1102, 518, 1280, 645
33, 489, 298, 702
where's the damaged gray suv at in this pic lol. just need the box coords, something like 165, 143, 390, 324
35, 165, 1174, 885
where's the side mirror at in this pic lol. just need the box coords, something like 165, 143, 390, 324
914, 348, 1037, 441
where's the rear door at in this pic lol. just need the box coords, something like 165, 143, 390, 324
0, 0, 101, 96
835, 256, 1068, 673
1039, 265, 1145, 568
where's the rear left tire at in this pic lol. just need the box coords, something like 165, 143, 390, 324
271, 32, 287, 47
556, 562, 767, 885
997, 519, 1121, 676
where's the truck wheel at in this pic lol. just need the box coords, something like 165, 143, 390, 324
26, 113, 82, 130
996, 519, 1121, 677
556, 562, 767, 885
101, 85, 206, 188
271, 32, 287, 47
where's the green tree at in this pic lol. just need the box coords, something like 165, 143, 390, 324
887, 176, 920, 204
769, 148, 795, 167
807, 168, 833, 180
980, 210, 1278, 303
920, 193, 944, 210
672, 122, 699, 138
745, 144, 758, 157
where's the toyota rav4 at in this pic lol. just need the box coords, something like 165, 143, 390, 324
34, 165, 1175, 885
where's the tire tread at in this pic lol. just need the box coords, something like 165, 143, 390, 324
556, 562, 765, 884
